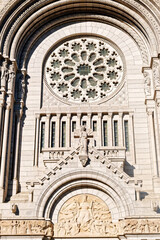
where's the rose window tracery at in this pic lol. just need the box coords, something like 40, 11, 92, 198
45, 38, 124, 103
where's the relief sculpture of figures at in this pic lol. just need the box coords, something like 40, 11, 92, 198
55, 194, 117, 237
0, 220, 53, 237
8, 65, 16, 92
153, 61, 160, 87
1, 61, 9, 88
143, 71, 151, 96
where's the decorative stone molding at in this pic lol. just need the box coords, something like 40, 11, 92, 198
0, 220, 53, 237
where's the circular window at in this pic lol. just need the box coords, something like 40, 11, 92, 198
45, 37, 124, 103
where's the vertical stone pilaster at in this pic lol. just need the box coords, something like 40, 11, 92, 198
45, 114, 50, 148
118, 112, 123, 147
56, 113, 60, 148
34, 115, 40, 166
108, 112, 113, 147
129, 113, 136, 163
77, 113, 81, 129
98, 113, 102, 147
87, 113, 92, 129
147, 108, 158, 177
67, 113, 71, 148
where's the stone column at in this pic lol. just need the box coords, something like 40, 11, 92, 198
67, 114, 71, 148
45, 114, 50, 148
77, 113, 81, 129
13, 113, 21, 195
147, 109, 158, 177
129, 113, 136, 163
0, 101, 4, 158
56, 114, 60, 148
0, 104, 10, 202
118, 112, 123, 147
108, 112, 113, 147
34, 115, 40, 166
87, 113, 92, 129
98, 113, 102, 147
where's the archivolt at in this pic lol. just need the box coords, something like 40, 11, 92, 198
35, 170, 135, 220
0, 0, 159, 68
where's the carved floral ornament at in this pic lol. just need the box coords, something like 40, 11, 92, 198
45, 37, 124, 103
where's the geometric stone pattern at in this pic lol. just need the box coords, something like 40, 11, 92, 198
45, 37, 124, 103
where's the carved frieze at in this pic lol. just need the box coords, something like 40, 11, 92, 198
54, 194, 160, 237
0, 220, 53, 237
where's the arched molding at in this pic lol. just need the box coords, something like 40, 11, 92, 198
20, 15, 149, 69
35, 170, 135, 221
0, 0, 159, 64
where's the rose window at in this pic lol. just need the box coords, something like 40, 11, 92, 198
45, 38, 124, 103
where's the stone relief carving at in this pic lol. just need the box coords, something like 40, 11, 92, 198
153, 60, 160, 87
54, 194, 160, 237
0, 61, 9, 88
143, 71, 151, 96
0, 220, 53, 237
55, 194, 119, 237
122, 219, 160, 234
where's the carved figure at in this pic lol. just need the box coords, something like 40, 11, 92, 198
56, 194, 112, 237
8, 65, 15, 92
1, 62, 9, 87
79, 126, 88, 155
143, 72, 151, 96
153, 61, 160, 87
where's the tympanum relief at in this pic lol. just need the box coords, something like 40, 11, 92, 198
55, 194, 119, 237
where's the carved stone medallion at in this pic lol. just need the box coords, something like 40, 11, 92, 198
54, 194, 119, 237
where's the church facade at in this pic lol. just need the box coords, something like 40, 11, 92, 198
0, 0, 160, 239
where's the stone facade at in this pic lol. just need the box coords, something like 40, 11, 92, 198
0, 0, 160, 239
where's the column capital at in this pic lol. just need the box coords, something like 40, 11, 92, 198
35, 114, 40, 119
67, 113, 71, 119
129, 112, 134, 117
147, 108, 154, 116
119, 112, 123, 117
108, 112, 112, 118
98, 113, 102, 118
57, 113, 61, 118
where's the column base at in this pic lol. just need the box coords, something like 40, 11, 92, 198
153, 176, 160, 193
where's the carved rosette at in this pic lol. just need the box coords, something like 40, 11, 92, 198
45, 37, 124, 103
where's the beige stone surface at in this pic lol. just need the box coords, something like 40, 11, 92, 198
0, 0, 160, 239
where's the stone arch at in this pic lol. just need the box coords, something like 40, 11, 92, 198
35, 170, 135, 221
0, 0, 159, 65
